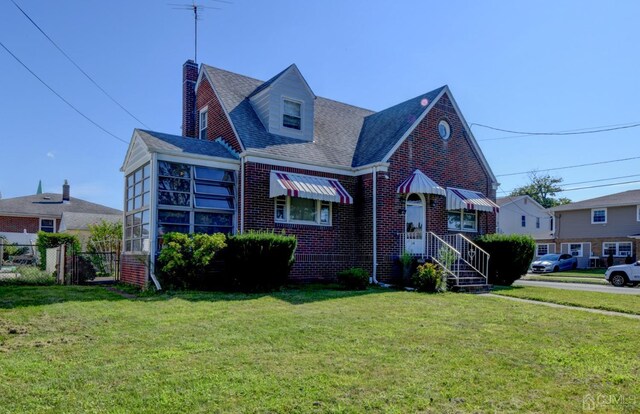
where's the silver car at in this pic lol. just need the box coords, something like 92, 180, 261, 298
530, 254, 578, 273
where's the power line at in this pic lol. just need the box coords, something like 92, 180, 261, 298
10, 0, 150, 128
495, 155, 640, 177
502, 173, 640, 194
472, 121, 640, 141
0, 40, 128, 145
559, 179, 640, 193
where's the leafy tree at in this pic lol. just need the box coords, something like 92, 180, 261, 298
509, 171, 571, 208
87, 220, 122, 254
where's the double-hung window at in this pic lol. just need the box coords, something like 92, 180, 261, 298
591, 208, 607, 224
521, 215, 526, 227
536, 244, 549, 256
603, 242, 633, 257
447, 210, 477, 232
536, 217, 540, 229
282, 99, 302, 130
40, 218, 55, 233
199, 108, 208, 139
274, 196, 331, 225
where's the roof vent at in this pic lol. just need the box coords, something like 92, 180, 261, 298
43, 196, 51, 200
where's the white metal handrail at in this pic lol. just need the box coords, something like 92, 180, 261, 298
442, 233, 490, 284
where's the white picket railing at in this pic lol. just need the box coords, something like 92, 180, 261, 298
442, 233, 490, 283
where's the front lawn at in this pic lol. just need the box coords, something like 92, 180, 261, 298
529, 269, 605, 279
1, 286, 639, 413
494, 285, 640, 315
522, 275, 608, 285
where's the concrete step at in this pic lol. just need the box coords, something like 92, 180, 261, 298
451, 284, 492, 294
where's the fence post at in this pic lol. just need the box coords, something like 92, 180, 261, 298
57, 244, 66, 284
0, 240, 3, 267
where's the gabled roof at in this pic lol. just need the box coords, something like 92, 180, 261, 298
496, 194, 547, 211
551, 189, 640, 212
59, 212, 121, 232
0, 193, 121, 218
136, 129, 239, 160
247, 64, 315, 99
352, 87, 445, 167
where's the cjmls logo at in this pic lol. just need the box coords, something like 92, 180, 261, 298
583, 394, 597, 411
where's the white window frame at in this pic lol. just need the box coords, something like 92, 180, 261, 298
637, 205, 640, 222
569, 243, 583, 257
447, 209, 477, 233
602, 241, 633, 257
274, 196, 331, 226
536, 217, 540, 229
536, 243, 549, 256
591, 208, 607, 224
521, 215, 526, 227
282, 98, 302, 131
39, 218, 56, 233
199, 107, 208, 140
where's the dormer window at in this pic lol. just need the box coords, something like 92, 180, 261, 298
199, 108, 208, 139
283, 99, 301, 130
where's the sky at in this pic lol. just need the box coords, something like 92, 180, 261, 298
1, 0, 639, 210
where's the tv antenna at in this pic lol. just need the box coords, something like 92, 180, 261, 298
169, 0, 232, 62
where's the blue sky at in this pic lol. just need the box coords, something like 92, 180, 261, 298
1, 0, 639, 209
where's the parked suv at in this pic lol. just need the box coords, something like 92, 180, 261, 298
605, 261, 640, 287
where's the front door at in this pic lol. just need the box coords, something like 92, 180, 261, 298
405, 194, 424, 255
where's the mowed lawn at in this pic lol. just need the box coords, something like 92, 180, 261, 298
1, 286, 639, 413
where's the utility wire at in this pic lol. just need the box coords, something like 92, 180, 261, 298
559, 179, 640, 193
495, 155, 640, 177
0, 40, 128, 145
501, 173, 640, 194
472, 121, 640, 141
10, 0, 150, 129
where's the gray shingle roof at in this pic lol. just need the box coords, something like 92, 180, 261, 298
0, 193, 121, 218
137, 129, 238, 159
59, 212, 122, 231
203, 65, 445, 169
551, 189, 640, 211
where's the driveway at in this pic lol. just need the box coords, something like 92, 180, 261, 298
513, 280, 640, 295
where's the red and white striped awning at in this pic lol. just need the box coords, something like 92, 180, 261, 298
446, 187, 499, 213
397, 169, 446, 196
269, 171, 353, 204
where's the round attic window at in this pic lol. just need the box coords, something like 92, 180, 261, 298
438, 120, 451, 141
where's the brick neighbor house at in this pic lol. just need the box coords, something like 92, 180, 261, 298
120, 61, 499, 289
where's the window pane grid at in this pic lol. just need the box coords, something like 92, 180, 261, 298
125, 163, 150, 252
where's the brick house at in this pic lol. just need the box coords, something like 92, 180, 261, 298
537, 189, 640, 268
0, 181, 121, 244
120, 61, 499, 289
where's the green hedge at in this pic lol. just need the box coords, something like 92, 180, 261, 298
35, 232, 80, 270
223, 231, 297, 292
337, 267, 369, 290
475, 234, 535, 286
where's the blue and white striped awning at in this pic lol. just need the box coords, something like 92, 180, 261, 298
269, 171, 353, 204
446, 187, 499, 213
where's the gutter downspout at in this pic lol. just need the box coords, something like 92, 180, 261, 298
372, 166, 378, 284
240, 154, 245, 234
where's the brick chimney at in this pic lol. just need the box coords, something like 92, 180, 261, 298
182, 59, 199, 138
62, 179, 70, 203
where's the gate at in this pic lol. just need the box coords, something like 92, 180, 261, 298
67, 251, 120, 285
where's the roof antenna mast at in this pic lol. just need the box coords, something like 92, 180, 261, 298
169, 0, 232, 63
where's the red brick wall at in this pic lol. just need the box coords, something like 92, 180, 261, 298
242, 162, 366, 282
0, 216, 40, 233
196, 78, 243, 153
182, 60, 198, 138
375, 92, 497, 281
120, 254, 149, 288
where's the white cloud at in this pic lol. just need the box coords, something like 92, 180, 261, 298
46, 151, 55, 159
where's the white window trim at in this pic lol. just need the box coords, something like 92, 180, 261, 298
637, 205, 640, 222
602, 241, 633, 257
536, 217, 540, 229
447, 209, 478, 233
591, 208, 607, 224
39, 218, 56, 233
282, 97, 303, 132
274, 196, 332, 226
521, 215, 526, 228
198, 107, 208, 140
536, 243, 549, 256
568, 243, 583, 257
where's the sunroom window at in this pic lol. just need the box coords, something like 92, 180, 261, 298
124, 163, 150, 252
274, 196, 331, 225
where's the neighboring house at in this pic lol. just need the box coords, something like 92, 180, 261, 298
59, 212, 122, 248
496, 195, 554, 245
120, 60, 499, 288
541, 189, 640, 268
0, 181, 121, 245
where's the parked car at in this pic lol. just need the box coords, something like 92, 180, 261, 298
604, 262, 640, 287
530, 254, 578, 273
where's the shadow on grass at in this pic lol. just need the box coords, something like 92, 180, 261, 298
0, 284, 393, 309
491, 285, 525, 292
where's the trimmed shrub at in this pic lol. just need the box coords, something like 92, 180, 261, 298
412, 263, 444, 292
337, 267, 369, 290
35, 232, 80, 270
474, 234, 536, 286
157, 232, 227, 289
398, 252, 416, 286
223, 231, 297, 292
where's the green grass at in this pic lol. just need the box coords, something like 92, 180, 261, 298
1, 286, 639, 413
494, 285, 640, 315
531, 269, 605, 279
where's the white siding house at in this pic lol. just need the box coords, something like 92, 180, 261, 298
496, 195, 554, 241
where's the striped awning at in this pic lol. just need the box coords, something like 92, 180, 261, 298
397, 169, 446, 196
269, 171, 353, 204
446, 187, 499, 213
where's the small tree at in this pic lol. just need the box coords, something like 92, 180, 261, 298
509, 171, 571, 208
87, 219, 123, 253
